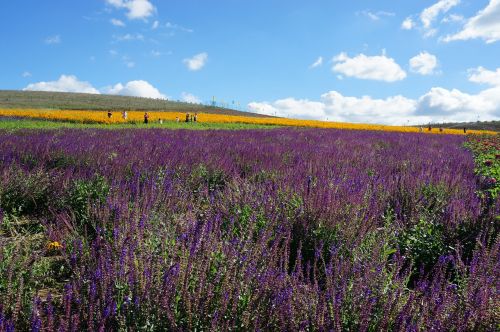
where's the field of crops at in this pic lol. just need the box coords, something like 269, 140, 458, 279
0, 128, 498, 331
0, 108, 496, 135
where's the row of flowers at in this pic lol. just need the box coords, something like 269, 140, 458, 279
1, 108, 496, 135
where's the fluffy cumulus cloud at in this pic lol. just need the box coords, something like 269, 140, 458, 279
249, 98, 327, 120
417, 86, 500, 122
409, 52, 438, 75
248, 79, 500, 125
249, 94, 417, 124
23, 75, 167, 99
443, 0, 500, 43
181, 92, 201, 104
103, 80, 166, 99
106, 0, 155, 20
468, 67, 500, 86
183, 52, 208, 71
332, 52, 407, 82
23, 75, 100, 94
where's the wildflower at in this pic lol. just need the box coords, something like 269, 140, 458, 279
47, 241, 63, 251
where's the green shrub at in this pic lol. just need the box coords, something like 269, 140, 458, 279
65, 175, 110, 231
399, 218, 447, 273
0, 168, 53, 216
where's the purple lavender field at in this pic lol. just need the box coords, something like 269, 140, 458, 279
0, 128, 498, 331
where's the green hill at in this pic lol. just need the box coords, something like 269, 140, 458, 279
0, 90, 268, 117
438, 121, 500, 132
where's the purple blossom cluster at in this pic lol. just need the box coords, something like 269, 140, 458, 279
0, 128, 498, 331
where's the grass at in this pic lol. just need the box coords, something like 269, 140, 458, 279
0, 90, 269, 117
0, 118, 279, 131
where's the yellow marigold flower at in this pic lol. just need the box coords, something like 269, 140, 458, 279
0, 108, 497, 135
47, 241, 63, 251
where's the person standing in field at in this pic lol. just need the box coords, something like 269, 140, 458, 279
176, 117, 179, 123
107, 111, 112, 119
122, 111, 128, 120
194, 113, 198, 122
185, 113, 190, 123
144, 112, 149, 124
463, 127, 467, 134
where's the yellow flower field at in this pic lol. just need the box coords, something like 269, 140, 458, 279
0, 108, 496, 135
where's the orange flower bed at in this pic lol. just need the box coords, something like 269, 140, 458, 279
0, 108, 496, 135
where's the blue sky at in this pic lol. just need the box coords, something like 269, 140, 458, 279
1, 0, 500, 124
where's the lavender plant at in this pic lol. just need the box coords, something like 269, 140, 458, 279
0, 128, 497, 331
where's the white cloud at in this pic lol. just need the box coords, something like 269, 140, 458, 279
310, 56, 323, 69
125, 0, 155, 19
401, 17, 415, 30
45, 35, 61, 45
402, 0, 460, 36
152, 20, 159, 29
248, 84, 500, 125
181, 92, 201, 104
417, 87, 500, 121
249, 98, 327, 120
183, 52, 208, 71
443, 0, 500, 43
105, 0, 155, 20
114, 33, 144, 41
103, 80, 166, 99
119, 55, 135, 68
110, 18, 126, 27
359, 10, 395, 21
409, 52, 438, 75
23, 75, 100, 94
165, 22, 194, 33
24, 75, 168, 100
151, 50, 161, 57
468, 66, 500, 86
106, 0, 124, 6
248, 94, 416, 124
420, 0, 461, 29
22, 71, 32, 78
332, 52, 407, 82
441, 14, 464, 23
